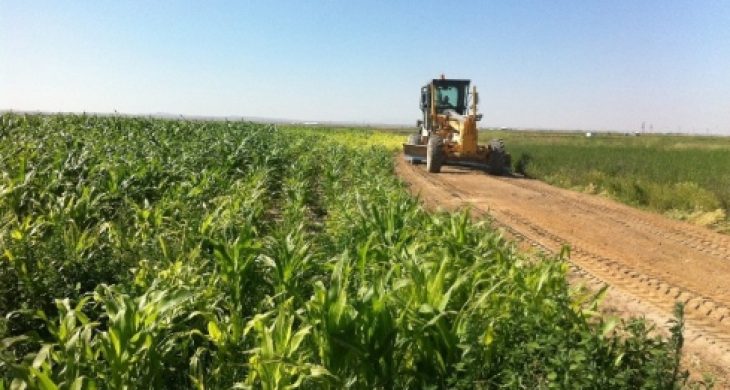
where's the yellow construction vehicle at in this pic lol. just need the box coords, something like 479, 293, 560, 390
403, 75, 510, 174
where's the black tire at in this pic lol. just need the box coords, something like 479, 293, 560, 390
426, 135, 444, 173
487, 139, 508, 175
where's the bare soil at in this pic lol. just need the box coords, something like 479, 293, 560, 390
396, 157, 730, 386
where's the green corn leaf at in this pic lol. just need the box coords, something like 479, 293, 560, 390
208, 320, 223, 345
28, 368, 58, 390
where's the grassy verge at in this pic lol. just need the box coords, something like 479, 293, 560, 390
0, 114, 695, 388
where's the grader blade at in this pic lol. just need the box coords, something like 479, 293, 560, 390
403, 143, 426, 163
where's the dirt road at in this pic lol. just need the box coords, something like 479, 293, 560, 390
396, 157, 730, 382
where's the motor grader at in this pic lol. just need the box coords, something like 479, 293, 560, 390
403, 76, 510, 174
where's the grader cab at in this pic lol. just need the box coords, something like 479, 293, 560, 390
403, 76, 510, 174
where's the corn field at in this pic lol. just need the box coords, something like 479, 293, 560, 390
1, 114, 688, 388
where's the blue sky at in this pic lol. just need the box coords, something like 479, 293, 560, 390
2, 1, 729, 133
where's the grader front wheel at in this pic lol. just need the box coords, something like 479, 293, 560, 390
426, 135, 444, 173
487, 139, 509, 175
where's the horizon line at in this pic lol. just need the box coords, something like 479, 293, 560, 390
2, 108, 728, 137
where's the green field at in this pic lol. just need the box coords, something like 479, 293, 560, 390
478, 130, 730, 231
0, 114, 694, 388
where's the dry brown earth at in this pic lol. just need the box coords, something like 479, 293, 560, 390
396, 157, 730, 385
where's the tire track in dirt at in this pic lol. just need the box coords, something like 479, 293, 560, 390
395, 157, 730, 382
509, 178, 730, 262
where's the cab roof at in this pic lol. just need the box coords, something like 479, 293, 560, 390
427, 79, 471, 88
